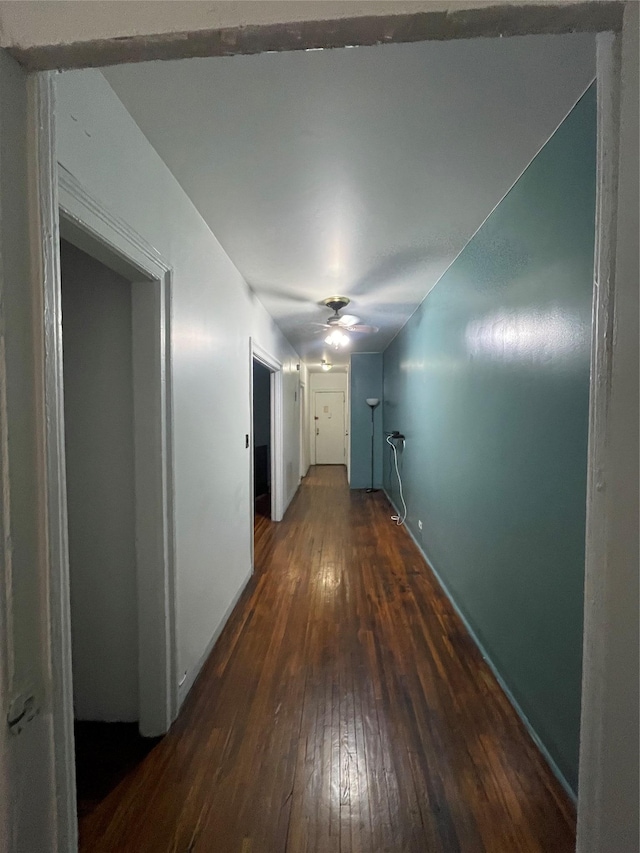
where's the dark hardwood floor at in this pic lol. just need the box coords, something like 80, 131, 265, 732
78, 465, 576, 852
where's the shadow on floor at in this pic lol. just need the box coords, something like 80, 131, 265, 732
74, 721, 161, 820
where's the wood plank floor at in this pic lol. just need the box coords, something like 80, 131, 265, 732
78, 465, 576, 853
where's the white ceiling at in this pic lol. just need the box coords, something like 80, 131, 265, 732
102, 33, 595, 369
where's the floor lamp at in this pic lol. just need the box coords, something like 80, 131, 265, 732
366, 398, 380, 493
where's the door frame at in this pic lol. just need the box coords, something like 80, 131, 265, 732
313, 390, 346, 466
250, 339, 284, 548
38, 88, 177, 846
4, 8, 635, 851
58, 163, 178, 739
299, 381, 307, 479
576, 22, 639, 851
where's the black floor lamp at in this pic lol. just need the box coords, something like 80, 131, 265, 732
366, 397, 380, 493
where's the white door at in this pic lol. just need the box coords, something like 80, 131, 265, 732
314, 391, 345, 465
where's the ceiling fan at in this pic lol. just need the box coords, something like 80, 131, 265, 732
315, 297, 378, 348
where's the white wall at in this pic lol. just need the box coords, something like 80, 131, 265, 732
55, 69, 302, 707
309, 371, 349, 393
60, 239, 138, 722
309, 371, 348, 467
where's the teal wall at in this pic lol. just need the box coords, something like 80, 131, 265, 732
382, 86, 596, 794
350, 353, 384, 488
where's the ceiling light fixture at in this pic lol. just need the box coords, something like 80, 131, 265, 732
325, 329, 349, 349
321, 359, 332, 372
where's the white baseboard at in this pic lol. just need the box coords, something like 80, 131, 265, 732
178, 569, 252, 707
383, 488, 577, 804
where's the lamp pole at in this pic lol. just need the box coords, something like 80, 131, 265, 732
365, 398, 380, 493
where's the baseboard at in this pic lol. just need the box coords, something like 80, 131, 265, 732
178, 568, 252, 707
383, 488, 577, 804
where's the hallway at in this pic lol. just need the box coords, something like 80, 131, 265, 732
79, 466, 575, 852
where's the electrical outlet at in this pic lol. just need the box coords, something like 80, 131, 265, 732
418, 520, 423, 531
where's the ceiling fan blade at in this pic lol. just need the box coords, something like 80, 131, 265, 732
347, 324, 379, 334
337, 314, 360, 327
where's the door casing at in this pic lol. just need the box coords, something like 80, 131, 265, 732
58, 163, 177, 742
0, 7, 634, 850
249, 339, 286, 569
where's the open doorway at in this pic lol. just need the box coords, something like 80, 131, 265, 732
250, 340, 285, 572
57, 179, 176, 832
252, 359, 272, 521
60, 238, 153, 821
299, 382, 308, 480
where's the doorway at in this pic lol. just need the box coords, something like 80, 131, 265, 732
299, 382, 308, 479
56, 179, 177, 837
314, 391, 346, 465
252, 359, 272, 520
60, 238, 149, 822
61, 239, 138, 727
250, 340, 285, 572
